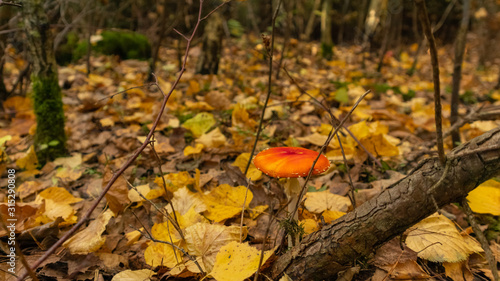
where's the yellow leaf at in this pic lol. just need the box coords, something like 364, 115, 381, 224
128, 184, 151, 202
146, 188, 165, 200
185, 100, 214, 111
154, 171, 196, 193
248, 205, 268, 219
466, 180, 500, 215
186, 80, 200, 96
37, 186, 83, 204
231, 153, 262, 181
111, 269, 154, 281
196, 127, 227, 148
55, 166, 83, 182
16, 145, 38, 171
359, 134, 400, 157
169, 186, 206, 215
100, 117, 115, 127
144, 242, 183, 268
304, 191, 351, 213
151, 220, 183, 244
322, 210, 346, 223
184, 223, 246, 272
53, 153, 82, 169
178, 206, 208, 229
63, 209, 114, 254
184, 143, 204, 156
405, 214, 483, 262
182, 112, 216, 137
125, 228, 143, 246
232, 103, 256, 129
204, 184, 252, 222
210, 242, 274, 281
297, 133, 336, 149
17, 181, 43, 199
300, 219, 319, 235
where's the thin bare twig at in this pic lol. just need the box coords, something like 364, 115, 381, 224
282, 67, 382, 167
16, 1, 221, 279
130, 219, 205, 274
126, 180, 183, 240
239, 0, 282, 242
148, 136, 182, 234
290, 90, 371, 223
337, 132, 356, 208
461, 199, 499, 281
415, 0, 446, 165
0, 1, 22, 7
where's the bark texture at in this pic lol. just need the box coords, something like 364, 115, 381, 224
196, 11, 223, 75
267, 128, 500, 280
22, 0, 67, 164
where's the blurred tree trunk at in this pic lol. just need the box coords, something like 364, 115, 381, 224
149, 0, 179, 81
0, 5, 15, 103
22, 0, 67, 164
302, 0, 320, 41
450, 0, 470, 147
320, 0, 333, 59
196, 11, 223, 75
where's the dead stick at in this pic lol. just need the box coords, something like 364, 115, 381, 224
415, 0, 446, 165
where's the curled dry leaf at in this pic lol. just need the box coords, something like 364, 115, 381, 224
63, 209, 114, 254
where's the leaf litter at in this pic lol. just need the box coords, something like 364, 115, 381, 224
1, 33, 499, 280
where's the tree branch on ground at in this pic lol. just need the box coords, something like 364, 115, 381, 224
265, 127, 500, 280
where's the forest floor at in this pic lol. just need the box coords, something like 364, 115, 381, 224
1, 34, 500, 280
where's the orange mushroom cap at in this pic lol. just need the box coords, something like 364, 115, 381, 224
253, 147, 330, 178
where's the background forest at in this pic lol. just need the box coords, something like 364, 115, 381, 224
1, 0, 500, 280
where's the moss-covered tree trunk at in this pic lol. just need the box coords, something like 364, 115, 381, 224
196, 11, 223, 75
22, 0, 67, 164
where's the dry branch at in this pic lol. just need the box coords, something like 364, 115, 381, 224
267, 127, 500, 280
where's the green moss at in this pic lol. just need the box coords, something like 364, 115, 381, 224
56, 30, 151, 64
31, 73, 67, 164
55, 31, 80, 65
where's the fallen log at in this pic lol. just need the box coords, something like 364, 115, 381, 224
267, 127, 500, 280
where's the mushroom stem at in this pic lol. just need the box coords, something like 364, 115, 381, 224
284, 178, 301, 247
284, 178, 301, 222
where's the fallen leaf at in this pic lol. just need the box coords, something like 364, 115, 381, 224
184, 143, 204, 156
210, 242, 274, 281
203, 184, 252, 222
231, 153, 262, 181
182, 112, 216, 137
196, 127, 227, 148
405, 213, 483, 262
128, 184, 150, 202
144, 242, 183, 268
304, 190, 351, 213
184, 223, 245, 272
466, 179, 500, 215
169, 186, 206, 215
16, 145, 39, 171
63, 209, 114, 254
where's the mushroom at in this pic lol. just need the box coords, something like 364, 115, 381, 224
253, 147, 330, 222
